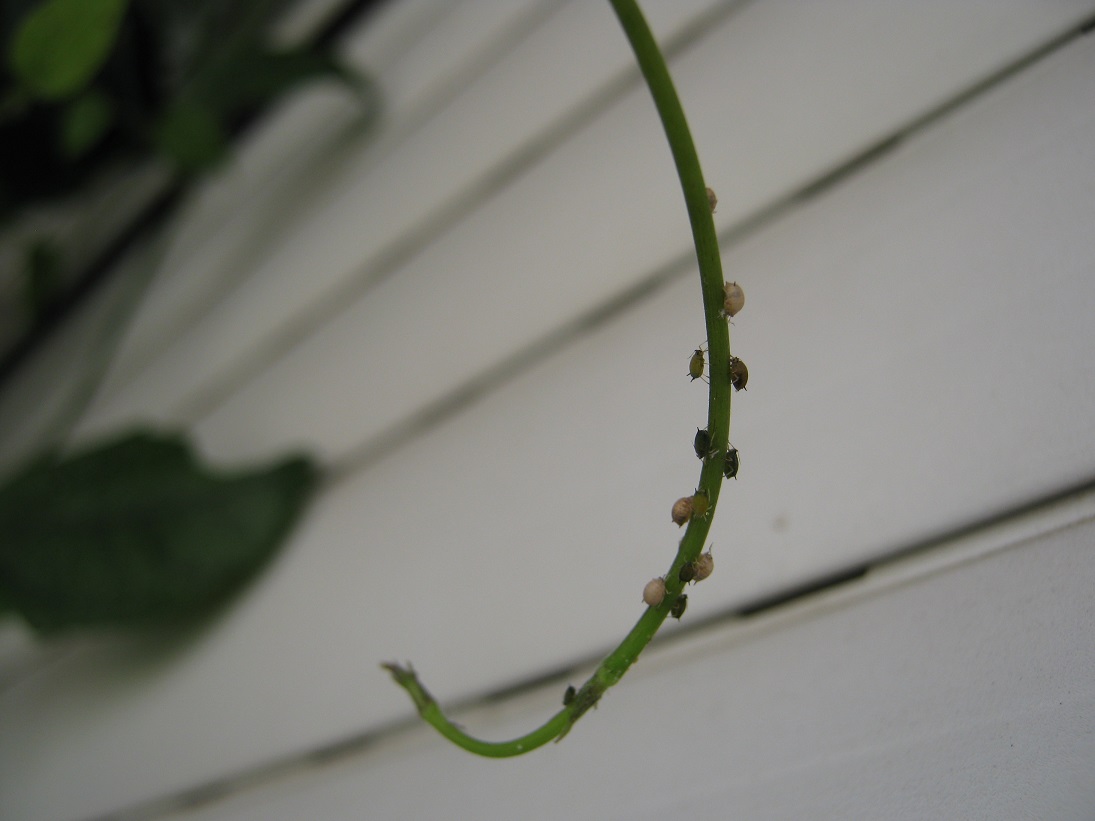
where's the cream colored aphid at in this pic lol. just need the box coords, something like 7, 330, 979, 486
691, 548, 714, 583
723, 281, 745, 317
706, 186, 718, 213
643, 577, 667, 607
672, 496, 694, 527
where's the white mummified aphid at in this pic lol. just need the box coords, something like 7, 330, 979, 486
671, 496, 694, 527
691, 548, 714, 583
643, 577, 667, 607
679, 546, 714, 584
723, 281, 745, 318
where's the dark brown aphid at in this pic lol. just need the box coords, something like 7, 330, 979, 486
670, 594, 688, 620
729, 356, 748, 391
723, 281, 745, 317
694, 427, 713, 460
723, 447, 740, 480
563, 685, 576, 706
679, 546, 714, 585
688, 346, 706, 382
672, 496, 694, 527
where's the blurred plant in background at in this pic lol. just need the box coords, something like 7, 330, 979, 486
0, 430, 317, 632
1, 0, 360, 211
1, 0, 374, 341
0, 0, 376, 635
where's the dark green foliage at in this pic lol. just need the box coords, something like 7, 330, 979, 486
59, 89, 114, 157
8, 0, 130, 100
0, 0, 370, 212
152, 98, 226, 172
0, 430, 317, 632
22, 237, 61, 318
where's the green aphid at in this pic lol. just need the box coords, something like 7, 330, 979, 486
688, 347, 706, 382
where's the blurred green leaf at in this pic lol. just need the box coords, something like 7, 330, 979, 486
9, 0, 130, 100
0, 430, 317, 632
59, 89, 115, 158
153, 99, 227, 173
194, 44, 361, 115
23, 238, 62, 319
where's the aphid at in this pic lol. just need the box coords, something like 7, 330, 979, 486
723, 447, 740, 480
691, 548, 714, 583
693, 427, 716, 461
672, 496, 694, 527
670, 594, 688, 620
563, 685, 576, 706
690, 490, 710, 519
643, 577, 667, 607
706, 186, 718, 213
723, 281, 745, 318
679, 546, 714, 585
688, 346, 707, 382
729, 356, 748, 391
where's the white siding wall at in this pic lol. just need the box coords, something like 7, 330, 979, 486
1, 2, 1093, 819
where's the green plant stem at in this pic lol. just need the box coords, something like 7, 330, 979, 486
384, 0, 731, 756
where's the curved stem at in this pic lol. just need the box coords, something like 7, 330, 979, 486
381, 664, 569, 757
384, 0, 732, 756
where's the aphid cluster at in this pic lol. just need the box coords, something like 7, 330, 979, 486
655, 281, 747, 620
671, 490, 711, 528
679, 548, 714, 584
